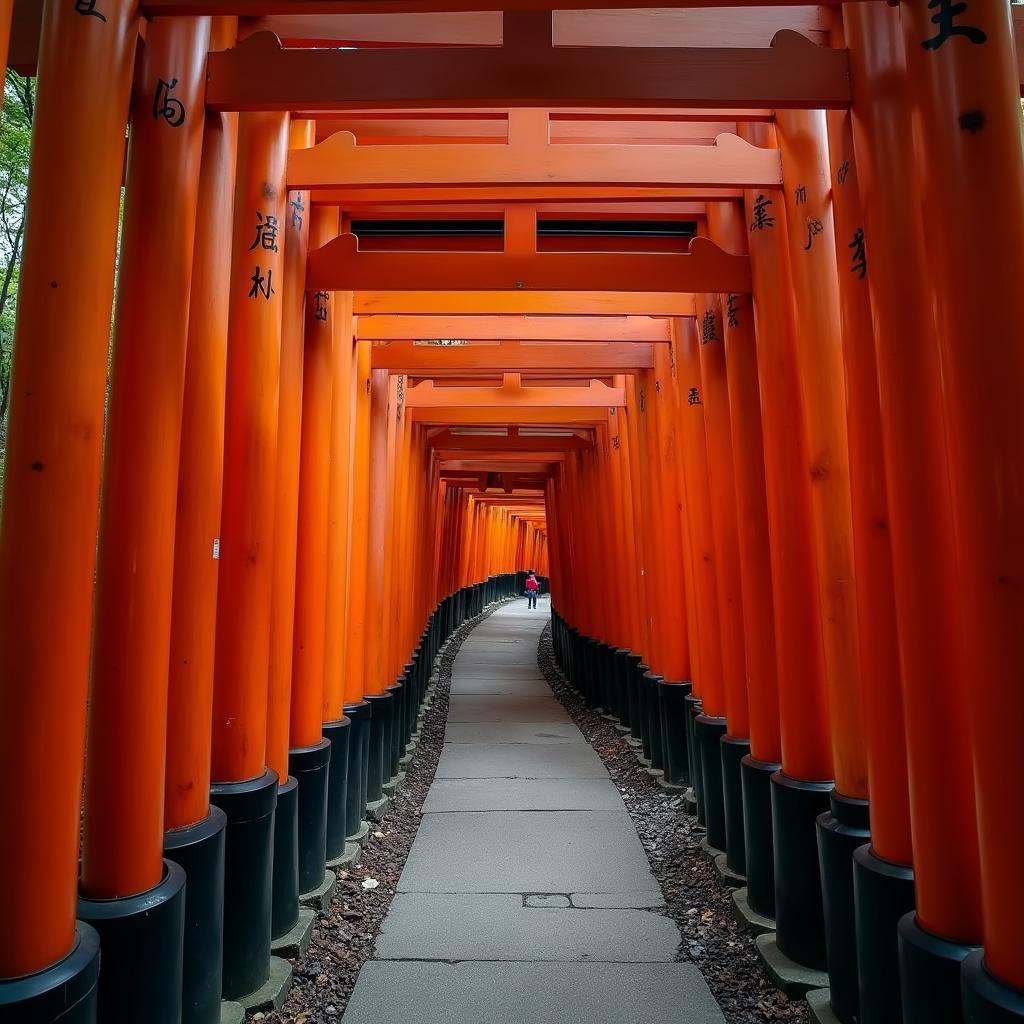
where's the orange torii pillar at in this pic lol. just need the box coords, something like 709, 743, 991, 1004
363, 367, 395, 809
209, 110, 290, 1005
289, 204, 343, 897
345, 339, 374, 834
630, 364, 691, 789
162, 17, 239, 1024
0, 1, 137, 1017
264, 117, 312, 946
672, 317, 728, 837
899, 5, 1024, 1022
845, 8, 981, 1024
324, 286, 363, 858
823, 80, 913, 1024
708, 202, 783, 922
77, 19, 209, 1022
774, 108, 870, 985
740, 126, 834, 971
695, 291, 752, 875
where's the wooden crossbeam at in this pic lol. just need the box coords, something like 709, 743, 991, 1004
206, 26, 850, 111
354, 291, 697, 316
357, 316, 670, 342
309, 234, 749, 292
405, 377, 625, 408
289, 122, 782, 191
371, 341, 656, 373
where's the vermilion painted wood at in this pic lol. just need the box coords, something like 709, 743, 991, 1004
358, 315, 671, 342
266, 118, 314, 782
289, 124, 782, 190
354, 292, 697, 316
0, 0, 139, 976
165, 16, 241, 833
902, 0, 1024, 977
206, 28, 850, 112
210, 111, 290, 784
82, 16, 212, 902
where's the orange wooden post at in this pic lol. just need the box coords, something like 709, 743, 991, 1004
824, 75, 913, 1024
740, 131, 833, 955
363, 366, 394, 805
209, 110, 290, 1003
843, 9, 982, 1023
263, 117, 312, 943
77, 18, 209, 1020
898, 3, 1024, 1018
672, 315, 727, 835
696, 288, 752, 874
707, 201, 783, 922
0, 0, 137, 1001
160, 17, 238, 1024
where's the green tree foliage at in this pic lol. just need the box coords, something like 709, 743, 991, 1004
0, 72, 33, 426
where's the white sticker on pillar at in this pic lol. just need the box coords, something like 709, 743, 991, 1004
213, 538, 220, 560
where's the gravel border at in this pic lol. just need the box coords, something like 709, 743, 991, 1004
261, 603, 506, 1024
535, 624, 810, 1024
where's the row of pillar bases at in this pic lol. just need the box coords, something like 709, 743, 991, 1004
0, 577, 522, 1024
549, 609, 1024, 1024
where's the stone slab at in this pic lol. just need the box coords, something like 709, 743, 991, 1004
349, 821, 370, 848
367, 796, 391, 822
397, 810, 660, 895
383, 771, 406, 797
807, 988, 844, 1024
570, 891, 666, 909
271, 906, 316, 960
220, 1001, 244, 1024
342, 961, 726, 1024
375, 893, 680, 962
237, 955, 293, 1014
327, 841, 363, 871
730, 887, 776, 936
449, 678, 552, 696
299, 869, 336, 911
444, 722, 584, 745
435, 743, 608, 780
755, 933, 829, 998
422, 778, 626, 813
713, 853, 746, 889
447, 694, 571, 724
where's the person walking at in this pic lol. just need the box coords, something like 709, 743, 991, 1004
525, 570, 540, 609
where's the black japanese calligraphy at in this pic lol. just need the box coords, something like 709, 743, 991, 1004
701, 309, 720, 344
726, 294, 740, 328
794, 184, 808, 205
152, 78, 185, 128
687, 387, 701, 407
922, 0, 986, 51
250, 212, 280, 254
749, 194, 775, 232
289, 195, 305, 232
314, 290, 329, 322
248, 267, 275, 301
804, 218, 824, 252
849, 228, 867, 281
75, 0, 106, 20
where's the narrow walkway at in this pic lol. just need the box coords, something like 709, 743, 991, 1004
343, 599, 726, 1024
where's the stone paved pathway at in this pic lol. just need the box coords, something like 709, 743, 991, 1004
342, 599, 726, 1024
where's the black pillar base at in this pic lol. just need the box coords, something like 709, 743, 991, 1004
614, 649, 631, 729
817, 791, 871, 1024
271, 775, 299, 940
290, 739, 332, 896
210, 768, 278, 1001
853, 844, 915, 1024
385, 681, 404, 781
323, 717, 352, 861
343, 705, 370, 841
164, 807, 228, 1024
599, 644, 619, 720
364, 692, 393, 803
899, 912, 978, 1024
626, 654, 643, 741
0, 924, 100, 1023
962, 952, 1024, 1024
643, 671, 665, 770
695, 715, 728, 851
741, 755, 780, 921
659, 680, 692, 788
78, 860, 186, 1024
685, 695, 705, 824
720, 735, 750, 876
771, 771, 832, 970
